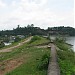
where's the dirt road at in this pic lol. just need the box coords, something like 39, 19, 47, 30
47, 43, 60, 75
0, 36, 32, 53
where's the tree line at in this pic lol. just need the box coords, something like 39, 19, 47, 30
0, 25, 75, 36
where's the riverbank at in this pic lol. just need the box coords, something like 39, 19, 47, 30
55, 39, 75, 75
50, 36, 75, 51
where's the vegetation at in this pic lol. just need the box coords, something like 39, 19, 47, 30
14, 36, 21, 42
3, 37, 9, 43
29, 35, 41, 43
0, 25, 75, 37
37, 54, 50, 70
48, 26, 75, 36
0, 24, 46, 36
55, 37, 75, 75
6, 48, 50, 75
0, 36, 27, 50
0, 25, 75, 75
0, 41, 5, 48
0, 36, 50, 75
28, 35, 50, 46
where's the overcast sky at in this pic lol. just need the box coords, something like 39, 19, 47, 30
0, 0, 74, 30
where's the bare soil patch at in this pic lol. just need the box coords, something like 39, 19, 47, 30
0, 53, 30, 75
0, 58, 23, 75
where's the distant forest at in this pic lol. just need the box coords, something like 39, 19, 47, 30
0, 24, 75, 36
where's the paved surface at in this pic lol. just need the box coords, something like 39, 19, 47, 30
0, 36, 32, 53
47, 43, 60, 75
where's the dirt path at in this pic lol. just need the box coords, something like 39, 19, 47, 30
47, 43, 60, 75
0, 36, 32, 53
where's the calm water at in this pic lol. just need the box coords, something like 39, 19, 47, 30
66, 37, 75, 51
50, 36, 75, 51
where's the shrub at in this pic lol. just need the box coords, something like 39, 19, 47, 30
0, 41, 5, 48
37, 54, 50, 70
55, 37, 65, 43
14, 36, 21, 42
0, 64, 5, 71
57, 50, 75, 75
29, 35, 41, 43
6, 72, 11, 75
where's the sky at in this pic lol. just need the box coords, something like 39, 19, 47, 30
0, 0, 74, 30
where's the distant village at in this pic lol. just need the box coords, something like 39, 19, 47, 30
0, 25, 75, 48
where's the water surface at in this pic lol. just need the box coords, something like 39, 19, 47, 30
66, 37, 75, 51
50, 36, 75, 51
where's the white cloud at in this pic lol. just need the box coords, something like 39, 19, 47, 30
0, 0, 74, 30
0, 0, 6, 8
11, 1, 16, 7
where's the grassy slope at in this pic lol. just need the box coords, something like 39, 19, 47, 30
6, 48, 50, 75
56, 41, 75, 75
27, 36, 50, 46
0, 36, 50, 75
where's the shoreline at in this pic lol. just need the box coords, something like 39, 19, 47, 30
65, 42, 73, 46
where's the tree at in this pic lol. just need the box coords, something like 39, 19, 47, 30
31, 24, 34, 27
14, 36, 21, 42
0, 41, 5, 48
17, 25, 20, 28
27, 24, 31, 28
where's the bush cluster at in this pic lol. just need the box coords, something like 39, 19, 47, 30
56, 38, 75, 75
37, 54, 50, 70
14, 36, 21, 42
29, 35, 41, 43
0, 41, 5, 48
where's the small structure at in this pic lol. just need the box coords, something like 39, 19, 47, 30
17, 35, 25, 39
9, 36, 15, 43
4, 42, 11, 46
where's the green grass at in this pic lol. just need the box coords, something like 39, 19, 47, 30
0, 36, 50, 62
0, 36, 50, 75
56, 40, 75, 75
28, 35, 50, 46
6, 48, 50, 75
58, 51, 75, 75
